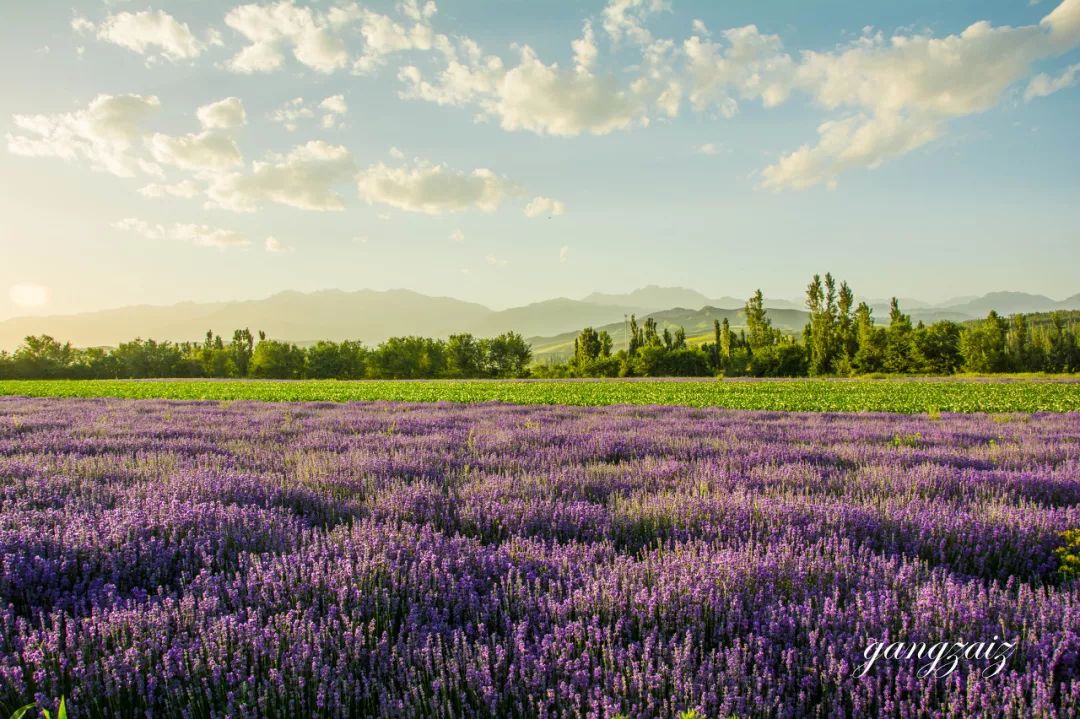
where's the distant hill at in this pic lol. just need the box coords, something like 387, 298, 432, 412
2, 286, 1077, 353
583, 285, 799, 312
940, 291, 1063, 317
583, 286, 716, 311
467, 298, 647, 339
529, 305, 812, 362
0, 289, 492, 350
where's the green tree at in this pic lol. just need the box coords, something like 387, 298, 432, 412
883, 298, 916, 373
112, 339, 187, 378
483, 332, 532, 378
744, 289, 775, 351
1007, 314, 1032, 371
719, 317, 733, 360
852, 302, 885, 373
11, 336, 75, 378
1044, 312, 1079, 372
959, 311, 1009, 373
574, 327, 612, 366
914, 321, 962, 375
229, 329, 255, 377
835, 281, 856, 373
804, 273, 839, 376
445, 334, 485, 378
306, 340, 367, 379
250, 339, 306, 379
369, 336, 444, 379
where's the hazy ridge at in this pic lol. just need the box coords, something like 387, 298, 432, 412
2, 285, 1078, 353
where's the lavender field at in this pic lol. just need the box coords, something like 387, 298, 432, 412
1, 396, 1079, 718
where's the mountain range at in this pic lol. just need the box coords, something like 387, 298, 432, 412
2, 285, 1078, 355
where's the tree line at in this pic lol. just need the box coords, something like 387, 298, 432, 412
2, 274, 1078, 380
0, 330, 532, 380
539, 274, 1080, 378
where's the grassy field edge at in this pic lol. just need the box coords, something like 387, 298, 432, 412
2, 378, 1080, 413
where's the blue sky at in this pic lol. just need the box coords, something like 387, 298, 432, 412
1, 0, 1078, 319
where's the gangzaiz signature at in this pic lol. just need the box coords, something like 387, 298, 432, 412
855, 636, 1017, 679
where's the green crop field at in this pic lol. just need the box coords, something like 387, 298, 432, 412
2, 378, 1079, 413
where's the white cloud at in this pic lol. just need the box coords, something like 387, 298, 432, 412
197, 97, 247, 129
697, 142, 720, 155
399, 44, 652, 136
318, 94, 348, 128
270, 95, 347, 130
449, 228, 464, 242
74, 10, 205, 62
759, 1, 1080, 189
572, 21, 599, 73
1024, 62, 1080, 100
138, 180, 201, 199
224, 1, 354, 74
6, 94, 162, 177
356, 160, 521, 214
9, 283, 50, 308
683, 24, 794, 116
393, 0, 689, 137
761, 113, 941, 190
208, 140, 356, 211
559, 245, 569, 263
352, 6, 450, 75
1043, 0, 1080, 48
524, 196, 566, 218
388, 146, 405, 159
264, 236, 292, 253
602, 0, 669, 46
485, 254, 508, 266
149, 131, 243, 172
269, 97, 314, 131
497, 48, 648, 135
114, 218, 250, 248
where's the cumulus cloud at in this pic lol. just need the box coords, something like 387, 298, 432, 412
149, 131, 243, 172
269, 97, 314, 131
1025, 62, 1080, 99
399, 44, 653, 136
224, 1, 355, 73
208, 140, 356, 211
761, 113, 941, 190
264, 236, 292, 253
270, 95, 347, 130
602, 0, 669, 46
318, 94, 348, 128
356, 160, 521, 214
759, 0, 1080, 189
73, 10, 206, 62
6, 94, 162, 177
393, 0, 1080, 184
113, 217, 251, 248
524, 196, 566, 218
352, 5, 449, 75
218, 0, 450, 76
197, 97, 247, 129
683, 24, 794, 116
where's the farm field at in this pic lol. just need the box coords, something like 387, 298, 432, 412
2, 377, 1080, 413
1, 396, 1079, 717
